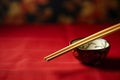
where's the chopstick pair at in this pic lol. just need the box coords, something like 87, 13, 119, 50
44, 23, 120, 61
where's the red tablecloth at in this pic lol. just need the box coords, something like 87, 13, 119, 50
0, 24, 120, 80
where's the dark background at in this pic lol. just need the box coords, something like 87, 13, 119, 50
0, 0, 120, 24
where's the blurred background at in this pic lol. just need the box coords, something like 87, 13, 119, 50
0, 0, 120, 24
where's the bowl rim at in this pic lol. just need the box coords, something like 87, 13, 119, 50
70, 37, 110, 50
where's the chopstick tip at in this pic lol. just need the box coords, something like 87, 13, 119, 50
44, 57, 49, 62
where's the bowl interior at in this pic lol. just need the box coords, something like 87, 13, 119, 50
71, 38, 110, 50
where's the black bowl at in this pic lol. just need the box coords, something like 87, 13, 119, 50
71, 38, 110, 65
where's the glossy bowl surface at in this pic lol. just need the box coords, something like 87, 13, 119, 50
71, 38, 110, 65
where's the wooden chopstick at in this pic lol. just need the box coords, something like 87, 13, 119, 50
44, 23, 120, 61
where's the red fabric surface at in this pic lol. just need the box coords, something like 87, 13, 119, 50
0, 24, 120, 80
